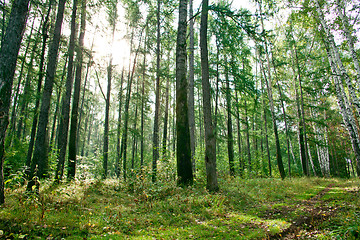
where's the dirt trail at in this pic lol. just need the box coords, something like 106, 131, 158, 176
268, 184, 337, 239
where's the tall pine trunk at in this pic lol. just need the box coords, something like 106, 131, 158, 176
54, 0, 78, 182
188, 0, 196, 174
225, 59, 234, 176
25, 1, 54, 177
200, 0, 218, 191
258, 2, 285, 179
0, 0, 31, 204
68, 0, 86, 179
152, 0, 161, 182
176, 0, 193, 186
115, 67, 124, 177
27, 0, 67, 191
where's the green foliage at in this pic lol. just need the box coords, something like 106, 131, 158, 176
1, 177, 359, 239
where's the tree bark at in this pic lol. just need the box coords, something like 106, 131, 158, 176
225, 59, 235, 176
0, 0, 30, 204
176, 0, 193, 186
152, 0, 161, 182
258, 2, 285, 179
188, 0, 196, 175
244, 99, 252, 176
336, 0, 360, 88
235, 90, 243, 176
27, 0, 67, 191
68, 0, 86, 180
115, 67, 124, 177
200, 0, 218, 191
54, 0, 78, 182
25, 1, 54, 177
162, 58, 170, 160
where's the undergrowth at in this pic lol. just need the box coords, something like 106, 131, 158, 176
0, 176, 359, 239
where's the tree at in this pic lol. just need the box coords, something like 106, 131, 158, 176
188, 0, 196, 174
27, 0, 67, 191
68, 0, 87, 179
0, 0, 31, 204
54, 0, 78, 182
200, 0, 218, 191
152, 0, 161, 182
103, 0, 117, 179
258, 1, 285, 179
175, 0, 193, 186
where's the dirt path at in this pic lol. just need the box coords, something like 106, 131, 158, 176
268, 184, 337, 239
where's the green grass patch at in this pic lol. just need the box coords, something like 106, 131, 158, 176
0, 177, 359, 239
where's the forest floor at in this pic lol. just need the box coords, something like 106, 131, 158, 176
0, 176, 359, 239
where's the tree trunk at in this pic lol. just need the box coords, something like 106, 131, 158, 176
225, 59, 235, 176
115, 67, 124, 177
200, 0, 218, 191
188, 0, 196, 175
25, 2, 54, 177
68, 0, 86, 180
316, 0, 360, 174
235, 90, 243, 176
121, 35, 142, 181
162, 60, 170, 160
261, 78, 271, 177
54, 0, 78, 182
176, 0, 193, 186
152, 0, 161, 182
258, 2, 285, 179
16, 25, 39, 140
272, 55, 292, 177
140, 35, 147, 168
0, 0, 31, 204
336, 0, 360, 88
244, 99, 252, 176
27, 0, 67, 191
9, 17, 35, 141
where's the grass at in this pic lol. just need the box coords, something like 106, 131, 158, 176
0, 176, 359, 239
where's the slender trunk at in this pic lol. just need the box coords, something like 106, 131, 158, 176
235, 90, 243, 176
336, 0, 360, 88
76, 58, 91, 154
271, 55, 292, 177
258, 3, 285, 179
131, 92, 138, 171
54, 0, 78, 182
115, 67, 124, 177
27, 0, 67, 191
244, 99, 252, 176
0, 0, 31, 204
121, 34, 143, 181
200, 0, 218, 191
162, 63, 170, 160
316, 0, 360, 174
17, 28, 40, 140
261, 76, 271, 177
25, 2, 54, 177
49, 65, 66, 148
68, 0, 86, 180
9, 17, 35, 140
176, 0, 193, 186
140, 35, 147, 168
225, 59, 234, 176
152, 0, 161, 182
188, 0, 196, 175
293, 45, 310, 176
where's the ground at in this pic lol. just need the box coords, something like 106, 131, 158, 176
0, 176, 359, 239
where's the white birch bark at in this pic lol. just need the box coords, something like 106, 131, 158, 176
336, 0, 360, 88
315, 0, 360, 118
315, 0, 360, 174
